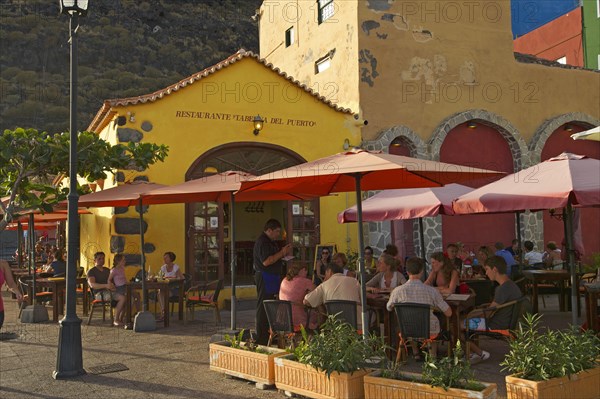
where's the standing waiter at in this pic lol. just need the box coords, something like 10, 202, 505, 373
253, 219, 292, 345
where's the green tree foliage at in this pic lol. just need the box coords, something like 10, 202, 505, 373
0, 127, 168, 231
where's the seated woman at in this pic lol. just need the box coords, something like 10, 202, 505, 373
425, 252, 460, 295
366, 253, 406, 293
364, 246, 377, 275
314, 248, 331, 286
543, 241, 563, 269
48, 249, 66, 276
475, 246, 493, 275
279, 262, 317, 330
157, 251, 184, 321
332, 252, 355, 278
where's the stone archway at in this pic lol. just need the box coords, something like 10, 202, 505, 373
529, 112, 599, 164
185, 142, 311, 283
429, 109, 527, 171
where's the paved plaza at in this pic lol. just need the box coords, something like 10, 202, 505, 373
0, 291, 576, 399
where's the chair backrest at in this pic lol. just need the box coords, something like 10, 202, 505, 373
324, 300, 358, 329
465, 279, 496, 306
263, 300, 293, 333
509, 297, 530, 330
201, 279, 224, 302
393, 302, 431, 341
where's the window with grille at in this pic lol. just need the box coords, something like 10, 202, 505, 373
318, 0, 334, 24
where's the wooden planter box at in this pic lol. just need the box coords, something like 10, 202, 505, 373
506, 366, 600, 399
274, 354, 367, 399
364, 371, 497, 399
209, 341, 286, 386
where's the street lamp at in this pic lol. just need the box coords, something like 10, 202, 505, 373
54, 0, 88, 379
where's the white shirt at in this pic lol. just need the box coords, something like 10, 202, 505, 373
524, 251, 544, 265
160, 263, 180, 278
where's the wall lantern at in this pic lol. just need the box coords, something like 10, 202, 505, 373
563, 124, 574, 132
343, 138, 351, 150
253, 115, 264, 135
60, 0, 89, 16
467, 121, 477, 129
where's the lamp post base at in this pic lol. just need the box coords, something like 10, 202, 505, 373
20, 304, 49, 323
133, 311, 156, 332
53, 316, 85, 379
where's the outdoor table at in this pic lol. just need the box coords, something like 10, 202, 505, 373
442, 293, 475, 349
125, 278, 184, 328
522, 270, 570, 313
366, 293, 392, 357
35, 277, 89, 322
583, 283, 600, 333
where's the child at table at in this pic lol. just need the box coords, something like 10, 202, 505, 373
108, 254, 128, 326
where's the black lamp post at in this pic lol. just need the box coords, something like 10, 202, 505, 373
54, 0, 88, 379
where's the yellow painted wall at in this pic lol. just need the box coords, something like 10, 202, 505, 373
259, 0, 360, 114
89, 57, 361, 274
260, 0, 600, 142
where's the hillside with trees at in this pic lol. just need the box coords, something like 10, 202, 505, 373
0, 0, 262, 134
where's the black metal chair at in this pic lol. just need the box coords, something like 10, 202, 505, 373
393, 302, 450, 362
324, 300, 358, 330
17, 276, 53, 319
263, 299, 295, 348
86, 288, 117, 325
465, 279, 496, 307
169, 273, 192, 316
465, 296, 528, 358
185, 279, 223, 324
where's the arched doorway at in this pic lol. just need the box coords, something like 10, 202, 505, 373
439, 122, 516, 253
185, 143, 319, 284
540, 123, 600, 265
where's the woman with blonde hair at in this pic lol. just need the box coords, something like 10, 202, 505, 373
279, 262, 316, 329
425, 252, 460, 295
366, 253, 406, 293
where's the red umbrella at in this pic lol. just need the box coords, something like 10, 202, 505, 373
338, 184, 473, 260
338, 184, 473, 222
453, 153, 600, 326
6, 221, 58, 230
78, 181, 167, 208
240, 149, 504, 333
452, 153, 600, 214
140, 170, 313, 330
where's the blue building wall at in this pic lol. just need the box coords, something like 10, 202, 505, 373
512, 0, 580, 38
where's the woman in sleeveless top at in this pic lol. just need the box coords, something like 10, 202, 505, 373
0, 260, 23, 329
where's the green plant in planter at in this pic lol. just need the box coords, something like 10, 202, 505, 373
224, 329, 245, 349
295, 314, 387, 378
500, 313, 600, 381
422, 341, 485, 391
224, 329, 270, 354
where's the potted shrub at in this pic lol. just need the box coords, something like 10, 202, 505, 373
209, 329, 287, 388
501, 313, 600, 399
364, 341, 497, 399
274, 315, 386, 399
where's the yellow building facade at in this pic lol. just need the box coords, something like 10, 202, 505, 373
84, 52, 363, 291
259, 0, 600, 261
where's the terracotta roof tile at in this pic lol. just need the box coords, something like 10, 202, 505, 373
88, 49, 354, 132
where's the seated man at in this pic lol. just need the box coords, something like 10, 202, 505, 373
494, 242, 517, 277
464, 255, 522, 362
87, 251, 126, 327
386, 257, 452, 359
522, 241, 544, 266
303, 263, 361, 326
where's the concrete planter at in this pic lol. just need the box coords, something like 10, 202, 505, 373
364, 370, 497, 399
274, 354, 367, 399
209, 341, 286, 387
505, 365, 600, 399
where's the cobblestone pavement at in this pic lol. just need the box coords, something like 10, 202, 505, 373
0, 291, 576, 399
